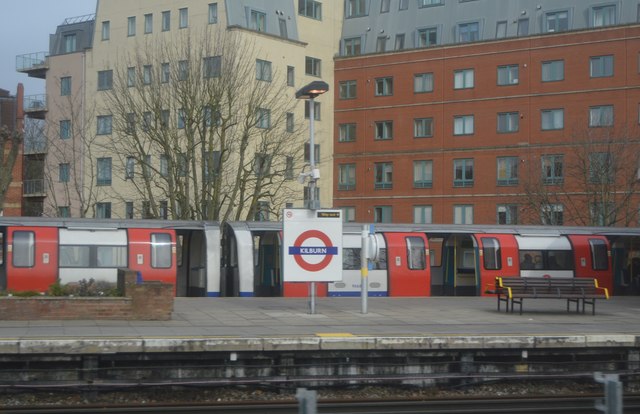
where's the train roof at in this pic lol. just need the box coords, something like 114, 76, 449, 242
0, 217, 218, 230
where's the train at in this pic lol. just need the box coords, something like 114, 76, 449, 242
1, 216, 640, 297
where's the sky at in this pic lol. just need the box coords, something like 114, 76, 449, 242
0, 0, 96, 95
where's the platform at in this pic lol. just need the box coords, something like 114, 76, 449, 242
0, 296, 638, 354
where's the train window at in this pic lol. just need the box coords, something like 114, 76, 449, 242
176, 235, 184, 267
60, 246, 90, 267
406, 237, 426, 270
151, 233, 172, 268
343, 248, 361, 270
428, 238, 443, 267
12, 231, 35, 268
481, 237, 501, 270
97, 246, 127, 268
520, 250, 573, 270
589, 239, 608, 270
375, 248, 387, 270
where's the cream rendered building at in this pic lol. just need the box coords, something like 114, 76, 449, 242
45, 0, 341, 220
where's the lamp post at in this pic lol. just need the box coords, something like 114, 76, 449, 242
296, 80, 328, 314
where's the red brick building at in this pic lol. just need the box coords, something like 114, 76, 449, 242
333, 25, 640, 226
0, 84, 24, 216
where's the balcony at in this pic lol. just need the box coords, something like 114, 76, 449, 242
23, 179, 45, 197
24, 94, 47, 119
16, 52, 49, 79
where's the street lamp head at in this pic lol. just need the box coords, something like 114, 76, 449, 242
295, 80, 329, 99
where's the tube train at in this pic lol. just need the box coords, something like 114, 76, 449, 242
1, 217, 640, 297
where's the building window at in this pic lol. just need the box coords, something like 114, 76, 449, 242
414, 206, 433, 224
179, 8, 188, 28
346, 0, 368, 18
589, 105, 614, 127
285, 156, 294, 180
286, 112, 294, 133
376, 36, 387, 53
177, 109, 186, 129
454, 115, 474, 135
497, 112, 519, 133
59, 163, 70, 183
341, 207, 356, 222
304, 101, 321, 120
60, 120, 71, 139
517, 18, 529, 36
305, 56, 321, 77
202, 56, 220, 78
161, 62, 170, 83
454, 205, 473, 224
374, 206, 392, 223
63, 34, 77, 53
541, 108, 564, 130
496, 20, 507, 38
453, 159, 474, 187
257, 108, 271, 129
414, 73, 434, 93
287, 66, 295, 86
279, 18, 288, 38
417, 27, 437, 47
380, 0, 390, 13
414, 118, 433, 138
542, 154, 564, 185
454, 68, 474, 89
127, 67, 135, 87
497, 64, 518, 85
97, 115, 112, 135
589, 152, 614, 183
178, 61, 189, 81
299, 0, 322, 20
374, 162, 393, 189
542, 60, 564, 82
97, 70, 113, 90
497, 205, 518, 225
126, 157, 135, 179
208, 3, 218, 24
250, 9, 266, 31
125, 202, 134, 219
97, 157, 112, 186
375, 77, 393, 96
339, 164, 356, 190
545, 10, 569, 32
395, 34, 405, 50
458, 21, 479, 42
162, 11, 170, 31
343, 37, 362, 56
399, 0, 409, 10
255, 59, 272, 82
159, 154, 169, 177
304, 143, 320, 164
413, 160, 433, 188
497, 156, 518, 185
419, 0, 443, 7
143, 65, 152, 85
254, 201, 269, 221
339, 80, 357, 99
127, 16, 136, 36
58, 206, 71, 218
144, 13, 153, 34
592, 5, 616, 27
375, 121, 393, 140
590, 55, 614, 78
96, 203, 112, 219
541, 204, 563, 225
254, 153, 271, 176
60, 76, 71, 96
339, 123, 356, 142
101, 21, 110, 40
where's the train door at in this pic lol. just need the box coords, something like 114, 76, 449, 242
255, 231, 283, 297
567, 235, 612, 293
608, 236, 640, 295
0, 227, 5, 291
6, 226, 58, 292
383, 232, 430, 296
442, 234, 477, 296
127, 229, 176, 289
475, 234, 519, 296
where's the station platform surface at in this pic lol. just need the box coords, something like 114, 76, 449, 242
0, 296, 638, 355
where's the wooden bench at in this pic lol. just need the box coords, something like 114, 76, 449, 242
492, 277, 609, 315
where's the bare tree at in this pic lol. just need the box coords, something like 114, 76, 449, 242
522, 126, 640, 226
104, 27, 304, 222
0, 125, 22, 215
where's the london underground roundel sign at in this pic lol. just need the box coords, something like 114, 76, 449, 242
283, 209, 342, 282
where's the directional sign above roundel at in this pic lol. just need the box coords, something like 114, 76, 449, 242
283, 209, 343, 282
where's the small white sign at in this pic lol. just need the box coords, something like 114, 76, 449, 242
283, 209, 343, 282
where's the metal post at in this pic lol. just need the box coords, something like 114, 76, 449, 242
361, 225, 369, 314
594, 372, 623, 414
308, 96, 316, 315
296, 388, 317, 414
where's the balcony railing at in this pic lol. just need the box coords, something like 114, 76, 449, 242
23, 94, 47, 119
23, 139, 47, 155
16, 52, 48, 79
23, 179, 45, 196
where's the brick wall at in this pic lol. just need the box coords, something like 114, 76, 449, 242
0, 270, 174, 320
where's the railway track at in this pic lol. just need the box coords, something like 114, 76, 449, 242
4, 395, 640, 414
